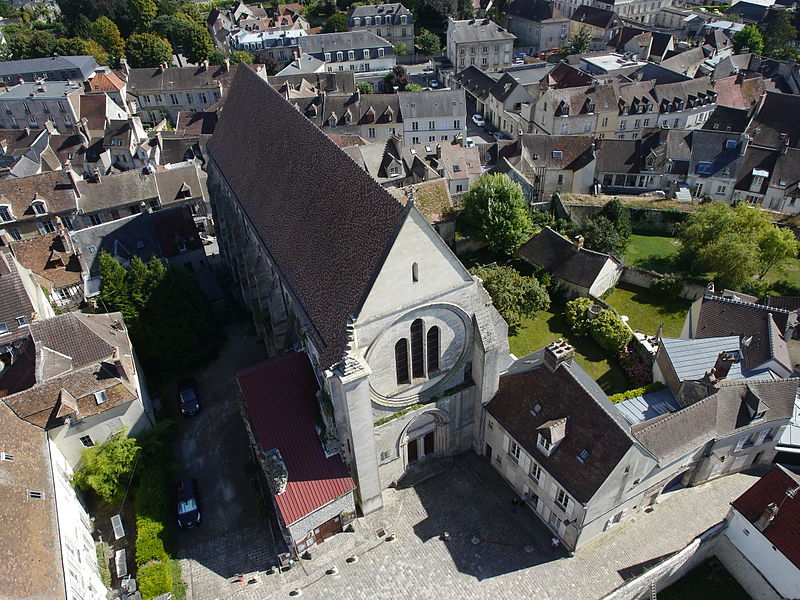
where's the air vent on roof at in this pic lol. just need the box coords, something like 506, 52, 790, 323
27, 490, 44, 499
577, 449, 590, 463
94, 390, 108, 405
552, 150, 562, 158
530, 403, 542, 417
410, 148, 417, 154
0, 452, 14, 461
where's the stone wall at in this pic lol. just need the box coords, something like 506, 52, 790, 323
557, 198, 688, 235
619, 266, 706, 301
715, 534, 783, 600
602, 522, 726, 600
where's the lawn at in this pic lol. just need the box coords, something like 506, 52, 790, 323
605, 283, 691, 338
624, 234, 681, 273
509, 306, 630, 394
659, 559, 750, 600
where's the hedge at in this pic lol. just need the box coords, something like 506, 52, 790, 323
607, 381, 664, 403
137, 562, 173, 600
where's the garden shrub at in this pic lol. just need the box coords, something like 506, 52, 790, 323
590, 309, 632, 353
618, 346, 654, 387
652, 274, 683, 297
564, 297, 593, 335
607, 381, 664, 403
137, 561, 173, 600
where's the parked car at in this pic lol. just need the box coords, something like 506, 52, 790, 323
465, 137, 475, 147
429, 78, 440, 88
492, 131, 508, 141
177, 378, 200, 416
177, 478, 201, 528
513, 51, 527, 59
472, 114, 486, 127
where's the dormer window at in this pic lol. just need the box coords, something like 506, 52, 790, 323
400, 15, 407, 24
0, 205, 12, 222
364, 49, 370, 59
726, 139, 737, 149
31, 200, 46, 215
365, 16, 372, 25
537, 417, 567, 456
353, 17, 360, 25
94, 390, 108, 405
378, 48, 384, 58
537, 432, 552, 455
348, 50, 355, 61
337, 51, 343, 61
375, 15, 381, 24
552, 150, 562, 159
696, 161, 712, 175
324, 52, 331, 62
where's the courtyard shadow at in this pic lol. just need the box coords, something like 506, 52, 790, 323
617, 551, 675, 581
410, 453, 561, 581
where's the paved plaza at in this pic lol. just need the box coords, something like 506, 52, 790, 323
180, 451, 759, 600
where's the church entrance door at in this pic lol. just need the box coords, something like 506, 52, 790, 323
423, 432, 434, 456
408, 438, 419, 464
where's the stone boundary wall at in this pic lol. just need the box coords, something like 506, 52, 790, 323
619, 265, 706, 301
602, 522, 726, 600
714, 535, 783, 600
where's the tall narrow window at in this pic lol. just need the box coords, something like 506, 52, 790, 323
395, 339, 410, 384
412, 262, 418, 282
410, 319, 425, 378
427, 326, 439, 373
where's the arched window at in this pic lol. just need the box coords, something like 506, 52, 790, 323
395, 338, 409, 384
426, 326, 440, 373
31, 201, 46, 215
410, 319, 425, 379
412, 262, 418, 282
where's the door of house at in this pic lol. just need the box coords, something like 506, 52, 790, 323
314, 514, 343, 544
485, 443, 493, 462
408, 438, 419, 464
423, 431, 434, 456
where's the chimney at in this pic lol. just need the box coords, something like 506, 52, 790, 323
93, 166, 102, 183
573, 235, 584, 251
201, 59, 209, 70
544, 339, 574, 372
755, 502, 779, 532
119, 56, 129, 76
223, 58, 231, 71
706, 281, 715, 298
713, 351, 736, 380
65, 163, 81, 198
780, 134, 789, 155
436, 143, 442, 158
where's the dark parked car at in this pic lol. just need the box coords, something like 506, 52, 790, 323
177, 478, 201, 528
177, 379, 200, 416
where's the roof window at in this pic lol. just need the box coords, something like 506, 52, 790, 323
27, 490, 44, 499
0, 452, 14, 461
94, 390, 108, 405
552, 150, 562, 159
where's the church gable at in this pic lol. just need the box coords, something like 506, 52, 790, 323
358, 208, 473, 322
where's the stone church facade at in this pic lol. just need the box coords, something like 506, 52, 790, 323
206, 67, 508, 515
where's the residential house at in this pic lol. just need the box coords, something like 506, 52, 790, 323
0, 311, 154, 467
0, 81, 82, 134
686, 129, 748, 202
530, 82, 618, 136
650, 77, 718, 130
238, 352, 357, 556
11, 230, 84, 308
0, 55, 98, 85
590, 0, 672, 24
0, 249, 55, 353
594, 134, 667, 194
447, 18, 516, 73
349, 4, 414, 51
398, 90, 467, 145
0, 170, 79, 241
83, 68, 128, 110
228, 28, 306, 63
482, 72, 537, 138
720, 465, 800, 600
318, 92, 402, 141
606, 27, 673, 62
518, 227, 622, 297
206, 66, 509, 521
732, 146, 800, 214
101, 117, 152, 171
78, 93, 130, 141
502, 0, 569, 54
128, 63, 259, 126
295, 31, 395, 84
438, 138, 483, 194
569, 6, 620, 50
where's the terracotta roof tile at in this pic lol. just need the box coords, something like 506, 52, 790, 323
0, 171, 77, 221
11, 231, 82, 290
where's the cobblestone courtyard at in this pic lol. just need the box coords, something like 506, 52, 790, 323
181, 452, 760, 600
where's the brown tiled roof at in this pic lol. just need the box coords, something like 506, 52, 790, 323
0, 399, 65, 598
155, 164, 208, 206
389, 179, 454, 224
486, 350, 636, 503
207, 66, 406, 369
11, 232, 82, 290
86, 70, 126, 93
175, 110, 218, 135
0, 171, 77, 221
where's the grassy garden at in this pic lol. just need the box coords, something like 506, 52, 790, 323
605, 283, 691, 338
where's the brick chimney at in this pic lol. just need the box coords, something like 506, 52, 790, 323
544, 339, 574, 372
755, 502, 779, 531
65, 162, 81, 198
713, 351, 736, 380
572, 235, 584, 252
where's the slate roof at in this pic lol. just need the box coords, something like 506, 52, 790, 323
454, 66, 498, 102
571, 5, 617, 28
703, 105, 751, 133
0, 171, 77, 221
689, 295, 793, 371
746, 92, 800, 149
298, 31, 392, 54
398, 90, 466, 120
633, 378, 798, 463
350, 3, 413, 22
448, 18, 516, 43
77, 169, 158, 213
175, 111, 218, 135
486, 349, 636, 504
237, 352, 355, 526
518, 227, 619, 289
731, 464, 800, 568
127, 64, 243, 93
0, 55, 97, 79
734, 146, 800, 197
767, 296, 800, 311
0, 252, 36, 345
659, 336, 770, 382
505, 0, 566, 22
207, 65, 406, 369
688, 129, 745, 179
0, 399, 65, 599
11, 232, 82, 290
155, 164, 208, 206
516, 134, 595, 174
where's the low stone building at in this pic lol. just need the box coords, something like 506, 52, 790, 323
349, 3, 414, 51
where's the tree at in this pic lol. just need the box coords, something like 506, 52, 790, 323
677, 203, 799, 288
129, 0, 158, 31
590, 309, 632, 353
0, 2, 17, 18
384, 65, 412, 91
58, 0, 132, 37
599, 197, 631, 239
208, 48, 226, 65
577, 215, 629, 257
72, 430, 140, 503
394, 41, 409, 55
356, 81, 374, 94
405, 83, 424, 91
415, 0, 455, 36
322, 12, 348, 32
181, 22, 214, 64
415, 27, 441, 55
732, 24, 764, 54
564, 296, 593, 335
54, 38, 109, 66
471, 264, 550, 331
91, 16, 125, 64
125, 33, 173, 68
560, 25, 591, 57
232, 50, 254, 64
151, 14, 192, 49
461, 173, 533, 256
763, 10, 797, 59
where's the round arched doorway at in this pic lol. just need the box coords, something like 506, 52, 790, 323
399, 409, 449, 469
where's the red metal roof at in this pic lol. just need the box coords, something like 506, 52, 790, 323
731, 465, 800, 569
237, 352, 355, 526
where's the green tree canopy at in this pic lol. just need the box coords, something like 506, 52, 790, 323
471, 264, 550, 331
559, 25, 591, 57
590, 309, 632, 353
732, 24, 764, 54
384, 65, 412, 91
232, 50, 254, 64
322, 12, 348, 32
394, 41, 409, 55
677, 203, 799, 289
72, 430, 140, 503
124, 32, 173, 68
415, 0, 455, 36
356, 81, 374, 94
129, 0, 158, 31
181, 22, 214, 64
53, 37, 110, 65
415, 27, 441, 55
208, 48, 226, 65
405, 83, 424, 91
461, 173, 533, 256
763, 10, 797, 59
151, 14, 192, 48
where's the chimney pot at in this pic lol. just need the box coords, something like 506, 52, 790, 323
544, 339, 574, 372
755, 502, 779, 531
573, 235, 584, 251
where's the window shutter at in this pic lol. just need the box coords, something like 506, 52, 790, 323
734, 436, 747, 452
549, 481, 558, 500
755, 429, 769, 445
35, 222, 47, 235
502, 434, 509, 453
519, 453, 530, 473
